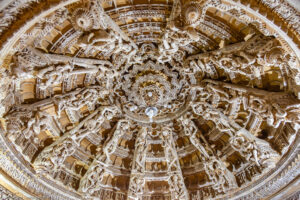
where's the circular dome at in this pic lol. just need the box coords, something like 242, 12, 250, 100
0, 0, 299, 200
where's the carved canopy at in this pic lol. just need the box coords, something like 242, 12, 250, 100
0, 0, 299, 199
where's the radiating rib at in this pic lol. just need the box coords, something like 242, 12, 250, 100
127, 127, 148, 200
78, 120, 132, 197
190, 82, 281, 169
185, 34, 297, 90
29, 47, 112, 66
103, 120, 131, 164
179, 114, 237, 192
90, 0, 138, 49
33, 106, 119, 176
161, 126, 189, 200
179, 115, 210, 158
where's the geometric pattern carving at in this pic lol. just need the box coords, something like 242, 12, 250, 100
0, 0, 299, 199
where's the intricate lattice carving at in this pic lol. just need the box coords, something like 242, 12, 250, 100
0, 0, 299, 199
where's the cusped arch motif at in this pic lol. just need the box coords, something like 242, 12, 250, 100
0, 0, 299, 200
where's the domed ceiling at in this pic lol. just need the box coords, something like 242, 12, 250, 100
0, 0, 300, 199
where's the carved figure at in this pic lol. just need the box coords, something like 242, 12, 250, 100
37, 64, 73, 89
22, 111, 51, 141
204, 157, 237, 192
104, 120, 130, 164
78, 29, 116, 51
80, 164, 106, 195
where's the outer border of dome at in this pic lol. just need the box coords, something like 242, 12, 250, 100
0, 0, 299, 199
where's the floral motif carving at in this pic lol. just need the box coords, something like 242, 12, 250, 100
0, 0, 299, 199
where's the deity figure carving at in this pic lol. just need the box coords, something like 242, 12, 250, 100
6, 108, 52, 144
0, 72, 22, 115
79, 163, 106, 195
186, 34, 299, 89
34, 138, 76, 176
53, 86, 109, 117
22, 111, 51, 140
180, 115, 210, 158
131, 128, 148, 173
192, 80, 300, 128
230, 130, 280, 168
37, 64, 73, 90
11, 48, 47, 78
70, 106, 117, 145
103, 120, 131, 164
204, 156, 237, 192
246, 94, 300, 128
79, 119, 131, 197
158, 0, 223, 64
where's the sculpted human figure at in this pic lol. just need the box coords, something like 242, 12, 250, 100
128, 175, 146, 200
194, 80, 300, 129
127, 128, 148, 199
230, 132, 279, 169
158, 31, 179, 63
53, 91, 79, 117
78, 29, 115, 50
191, 81, 280, 169
132, 130, 148, 173
10, 48, 47, 78
180, 115, 210, 158
168, 174, 189, 199
247, 94, 297, 128
80, 164, 105, 194
6, 108, 33, 139
96, 65, 120, 89
158, 13, 200, 64
34, 138, 76, 175
71, 117, 100, 145
51, 138, 76, 166
158, 0, 219, 64
2, 1, 300, 199
203, 157, 237, 192
53, 87, 110, 117
5, 108, 52, 146
104, 120, 130, 164
161, 128, 177, 171
180, 114, 237, 193
37, 64, 73, 89
33, 106, 119, 177
230, 135, 259, 166
22, 111, 51, 142
191, 101, 235, 136
71, 107, 116, 145
78, 109, 120, 196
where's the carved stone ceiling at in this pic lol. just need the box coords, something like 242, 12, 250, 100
0, 0, 299, 200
